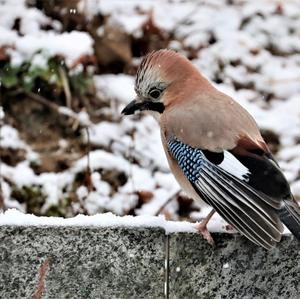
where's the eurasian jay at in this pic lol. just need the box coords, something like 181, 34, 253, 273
122, 49, 300, 249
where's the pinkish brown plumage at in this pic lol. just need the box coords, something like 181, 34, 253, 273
122, 49, 300, 249
136, 50, 213, 106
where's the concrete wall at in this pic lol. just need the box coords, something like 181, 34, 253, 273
0, 226, 299, 298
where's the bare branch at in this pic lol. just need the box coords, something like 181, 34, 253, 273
0, 106, 5, 211
155, 189, 180, 216
23, 90, 91, 127
58, 66, 72, 109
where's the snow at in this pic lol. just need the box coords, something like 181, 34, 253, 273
58, 107, 92, 126
1, 162, 74, 210
0, 208, 293, 236
94, 74, 135, 105
88, 122, 125, 147
0, 208, 198, 234
0, 208, 223, 234
136, 183, 179, 216
11, 31, 93, 67
0, 125, 27, 149
0, 125, 39, 163
0, 0, 52, 33
0, 107, 4, 120
73, 150, 130, 174
291, 181, 300, 197
0, 0, 93, 67
30, 53, 48, 69
109, 14, 148, 37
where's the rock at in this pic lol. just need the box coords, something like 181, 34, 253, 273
0, 226, 165, 299
1, 226, 299, 299
169, 233, 300, 299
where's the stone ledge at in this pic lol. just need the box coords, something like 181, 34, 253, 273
0, 226, 165, 299
169, 233, 300, 299
0, 226, 299, 299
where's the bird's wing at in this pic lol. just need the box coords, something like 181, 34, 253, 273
167, 138, 287, 249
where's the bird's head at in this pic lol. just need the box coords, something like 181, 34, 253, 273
121, 49, 203, 119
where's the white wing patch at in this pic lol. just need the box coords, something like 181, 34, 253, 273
219, 151, 250, 181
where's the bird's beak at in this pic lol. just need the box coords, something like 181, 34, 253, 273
121, 98, 165, 115
121, 99, 141, 115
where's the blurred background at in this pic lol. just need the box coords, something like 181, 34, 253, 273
0, 0, 300, 222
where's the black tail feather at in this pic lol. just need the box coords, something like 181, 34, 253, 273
278, 199, 300, 240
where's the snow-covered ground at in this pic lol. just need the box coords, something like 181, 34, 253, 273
1, 0, 300, 227
0, 0, 93, 67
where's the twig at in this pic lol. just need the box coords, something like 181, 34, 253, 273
24, 90, 61, 111
22, 90, 90, 127
267, 76, 300, 85
84, 127, 93, 192
155, 189, 181, 216
86, 127, 91, 173
0, 105, 5, 210
58, 66, 72, 109
127, 130, 136, 195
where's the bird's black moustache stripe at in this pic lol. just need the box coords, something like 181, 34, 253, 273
142, 101, 165, 113
122, 100, 165, 115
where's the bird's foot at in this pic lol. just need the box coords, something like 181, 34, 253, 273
196, 222, 215, 246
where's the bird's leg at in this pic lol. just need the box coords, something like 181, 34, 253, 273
196, 209, 215, 246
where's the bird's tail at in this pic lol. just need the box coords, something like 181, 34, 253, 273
278, 198, 300, 240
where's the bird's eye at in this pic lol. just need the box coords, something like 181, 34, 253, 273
149, 88, 161, 99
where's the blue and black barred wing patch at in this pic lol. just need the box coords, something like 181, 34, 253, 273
167, 138, 284, 249
167, 139, 205, 183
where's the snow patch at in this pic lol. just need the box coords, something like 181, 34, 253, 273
0, 209, 199, 234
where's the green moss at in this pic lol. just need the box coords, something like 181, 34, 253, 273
45, 197, 72, 217
0, 55, 93, 96
69, 71, 93, 95
11, 185, 46, 215
11, 185, 73, 217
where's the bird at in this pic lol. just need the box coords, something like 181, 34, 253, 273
121, 49, 300, 249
